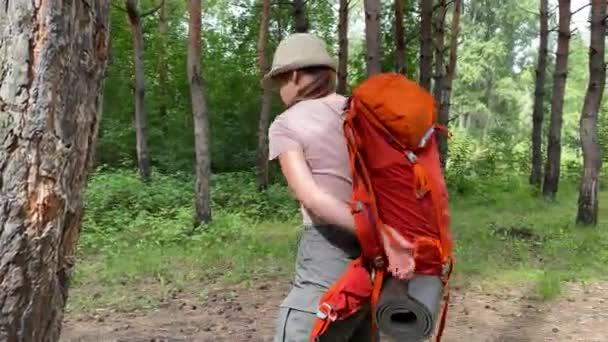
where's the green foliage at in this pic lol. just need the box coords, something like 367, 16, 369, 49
452, 0, 538, 145
71, 169, 608, 312
70, 169, 300, 312
81, 168, 298, 254
451, 0, 588, 181
69, 0, 607, 315
446, 129, 529, 199
100, 0, 597, 188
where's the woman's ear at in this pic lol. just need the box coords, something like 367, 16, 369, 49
291, 70, 300, 85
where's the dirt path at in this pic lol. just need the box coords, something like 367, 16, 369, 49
61, 281, 608, 342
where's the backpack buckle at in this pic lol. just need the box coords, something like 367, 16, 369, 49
372, 255, 385, 270
316, 303, 337, 321
418, 126, 436, 148
405, 151, 417, 163
442, 259, 453, 277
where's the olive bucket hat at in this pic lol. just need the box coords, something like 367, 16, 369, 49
262, 33, 338, 89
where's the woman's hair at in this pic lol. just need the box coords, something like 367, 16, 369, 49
277, 66, 337, 106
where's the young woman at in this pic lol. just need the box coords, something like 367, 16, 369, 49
264, 33, 376, 342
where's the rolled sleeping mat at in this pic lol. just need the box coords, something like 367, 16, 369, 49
374, 274, 444, 341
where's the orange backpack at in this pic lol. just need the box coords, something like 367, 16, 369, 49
310, 73, 454, 341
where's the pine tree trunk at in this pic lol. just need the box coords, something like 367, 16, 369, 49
277, 7, 285, 42
256, 0, 272, 191
188, 0, 212, 225
419, 0, 433, 91
395, 0, 406, 74
158, 0, 169, 135
543, 0, 571, 200
433, 0, 447, 166
576, 0, 606, 225
0, 1, 110, 340
440, 0, 461, 168
337, 0, 350, 94
530, 0, 549, 189
364, 0, 382, 76
293, 0, 308, 33
126, 0, 151, 181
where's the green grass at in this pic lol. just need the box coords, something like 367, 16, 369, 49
68, 218, 300, 312
66, 169, 608, 313
449, 182, 608, 299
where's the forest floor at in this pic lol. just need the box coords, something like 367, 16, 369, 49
61, 278, 608, 341
59, 174, 608, 341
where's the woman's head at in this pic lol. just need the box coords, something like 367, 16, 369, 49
263, 33, 337, 107
275, 66, 336, 106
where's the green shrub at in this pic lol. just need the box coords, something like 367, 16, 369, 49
80, 169, 299, 254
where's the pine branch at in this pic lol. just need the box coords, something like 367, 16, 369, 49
140, 0, 165, 18
447, 113, 463, 125
233, 1, 293, 10
571, 3, 591, 17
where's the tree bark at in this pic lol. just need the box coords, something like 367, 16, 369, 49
158, 0, 169, 135
364, 0, 382, 76
188, 0, 212, 225
277, 5, 285, 42
337, 0, 350, 94
530, 0, 549, 188
543, 0, 571, 200
576, 0, 606, 225
0, 1, 110, 340
433, 0, 447, 166
256, 0, 272, 191
126, 0, 152, 181
439, 0, 461, 168
395, 0, 406, 74
444, 0, 461, 102
293, 0, 308, 33
419, 0, 433, 91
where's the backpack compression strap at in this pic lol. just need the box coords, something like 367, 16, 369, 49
407, 126, 454, 342
309, 99, 388, 342
309, 257, 373, 341
311, 98, 454, 342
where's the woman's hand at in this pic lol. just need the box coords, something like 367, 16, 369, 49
381, 224, 415, 280
278, 148, 355, 234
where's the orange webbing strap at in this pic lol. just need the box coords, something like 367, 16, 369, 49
434, 287, 450, 342
310, 313, 332, 341
344, 109, 387, 259
413, 163, 431, 198
415, 132, 453, 341
426, 182, 451, 262
434, 259, 453, 342
430, 126, 453, 261
370, 268, 385, 342
344, 99, 388, 342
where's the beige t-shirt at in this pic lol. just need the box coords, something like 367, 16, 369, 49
268, 93, 352, 225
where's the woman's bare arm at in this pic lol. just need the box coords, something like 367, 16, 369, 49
278, 147, 414, 278
278, 148, 355, 234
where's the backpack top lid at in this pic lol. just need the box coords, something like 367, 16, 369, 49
351, 73, 437, 151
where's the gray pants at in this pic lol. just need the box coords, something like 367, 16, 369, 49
273, 225, 377, 342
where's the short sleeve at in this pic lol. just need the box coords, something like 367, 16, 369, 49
268, 117, 303, 161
